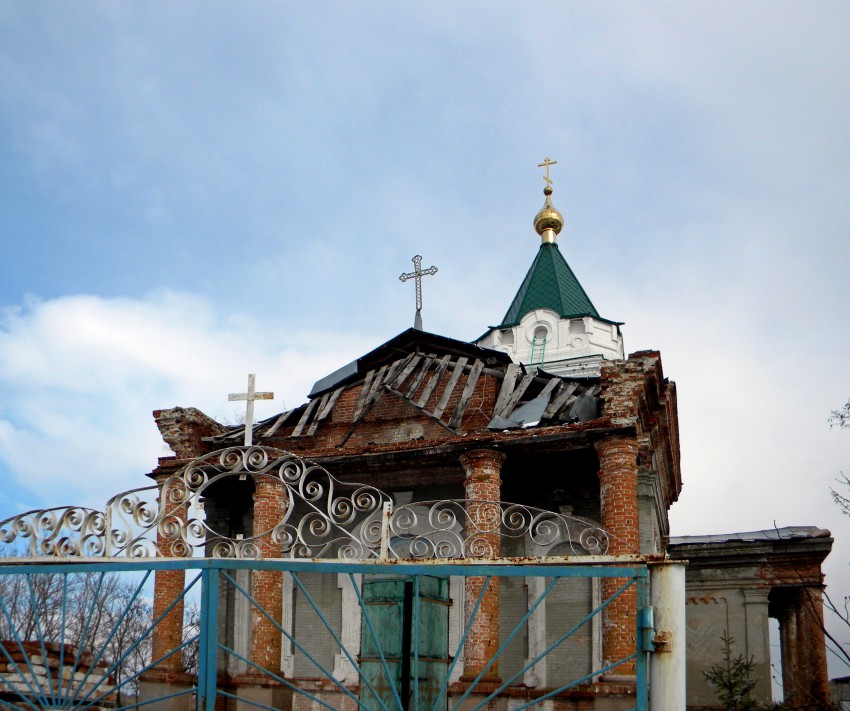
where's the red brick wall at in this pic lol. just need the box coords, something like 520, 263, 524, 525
595, 436, 639, 675
150, 475, 187, 672
250, 475, 286, 673
281, 370, 502, 451
775, 586, 829, 708
460, 449, 505, 684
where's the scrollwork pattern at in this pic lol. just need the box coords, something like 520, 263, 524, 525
0, 447, 614, 560
384, 500, 610, 558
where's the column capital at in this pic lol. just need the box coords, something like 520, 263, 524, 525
460, 449, 506, 479
742, 588, 771, 605
594, 435, 639, 458
252, 473, 285, 496
152, 471, 171, 486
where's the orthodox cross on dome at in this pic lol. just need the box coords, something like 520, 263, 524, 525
538, 156, 558, 188
399, 254, 438, 331
228, 374, 274, 446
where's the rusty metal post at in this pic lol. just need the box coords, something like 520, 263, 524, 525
649, 561, 686, 711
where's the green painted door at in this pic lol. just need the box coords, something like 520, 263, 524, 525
360, 575, 450, 711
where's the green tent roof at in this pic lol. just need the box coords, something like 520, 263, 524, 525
499, 243, 601, 327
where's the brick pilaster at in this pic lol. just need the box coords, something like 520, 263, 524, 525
249, 474, 287, 673
595, 436, 639, 675
779, 602, 798, 697
460, 449, 505, 684
788, 587, 829, 709
150, 475, 187, 673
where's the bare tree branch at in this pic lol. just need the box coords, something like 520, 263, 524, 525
829, 399, 850, 429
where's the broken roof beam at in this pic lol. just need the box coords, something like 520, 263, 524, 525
431, 356, 468, 420
290, 398, 319, 437
387, 354, 421, 391
496, 371, 536, 418
305, 391, 330, 437
542, 381, 580, 419
493, 363, 521, 416
352, 364, 389, 422
403, 354, 437, 399
263, 408, 296, 438
448, 358, 484, 429
415, 354, 450, 408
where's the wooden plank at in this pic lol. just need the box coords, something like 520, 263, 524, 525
305, 392, 330, 437
300, 386, 344, 440
353, 369, 376, 421
416, 354, 450, 408
498, 371, 536, 417
404, 354, 436, 399
537, 376, 562, 402
339, 365, 391, 446
263, 408, 295, 437
384, 353, 415, 388
431, 357, 468, 420
388, 354, 421, 391
290, 398, 319, 437
364, 365, 389, 406
492, 363, 521, 417
448, 359, 484, 429
543, 381, 580, 419
353, 365, 388, 421
316, 386, 344, 420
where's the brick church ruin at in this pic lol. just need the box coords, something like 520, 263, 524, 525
134, 166, 832, 709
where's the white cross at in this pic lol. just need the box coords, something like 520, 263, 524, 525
228, 374, 274, 446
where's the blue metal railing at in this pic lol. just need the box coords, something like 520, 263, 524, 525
0, 558, 650, 711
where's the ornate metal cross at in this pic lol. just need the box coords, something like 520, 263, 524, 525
538, 156, 558, 187
228, 374, 274, 446
399, 254, 438, 330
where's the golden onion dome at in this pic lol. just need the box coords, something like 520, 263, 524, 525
534, 185, 564, 240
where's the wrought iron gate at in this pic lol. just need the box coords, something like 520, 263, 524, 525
0, 446, 657, 710
0, 557, 651, 711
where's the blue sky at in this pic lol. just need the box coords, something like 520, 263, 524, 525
2, 0, 850, 674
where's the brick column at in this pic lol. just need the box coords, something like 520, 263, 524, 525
777, 598, 798, 699
151, 475, 188, 673
249, 474, 287, 673
460, 449, 505, 684
595, 436, 639, 675
789, 587, 829, 709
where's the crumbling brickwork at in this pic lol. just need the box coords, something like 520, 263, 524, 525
154, 407, 226, 459
595, 436, 639, 676
249, 475, 287, 674
460, 449, 505, 684
144, 334, 687, 707
143, 474, 191, 692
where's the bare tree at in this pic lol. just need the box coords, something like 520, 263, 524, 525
829, 399, 850, 430
0, 567, 153, 705
181, 601, 201, 677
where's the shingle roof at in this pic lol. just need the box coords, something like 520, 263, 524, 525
499, 243, 600, 327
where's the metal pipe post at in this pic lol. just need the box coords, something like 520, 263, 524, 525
649, 561, 687, 710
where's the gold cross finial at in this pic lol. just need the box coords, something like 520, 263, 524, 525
538, 157, 558, 188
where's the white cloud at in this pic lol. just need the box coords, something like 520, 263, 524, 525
0, 291, 376, 511
0, 0, 849, 679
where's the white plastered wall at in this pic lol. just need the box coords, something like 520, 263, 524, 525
476, 309, 623, 373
